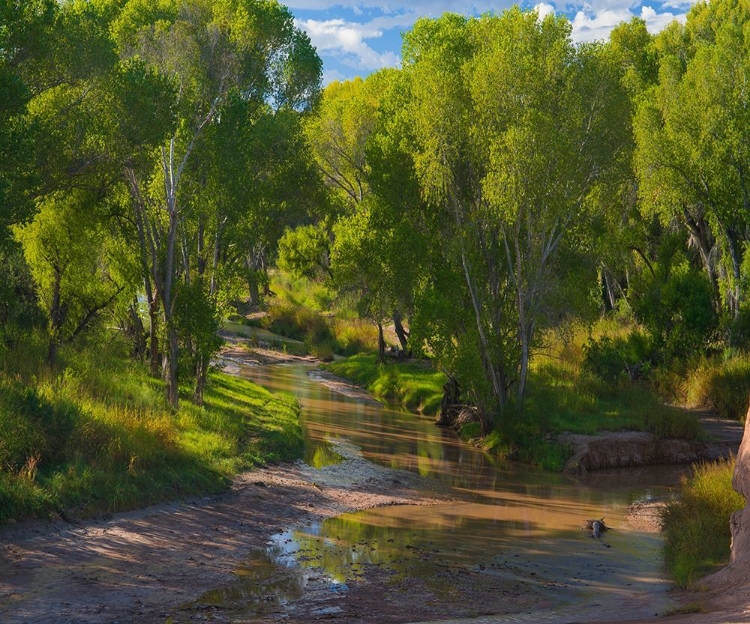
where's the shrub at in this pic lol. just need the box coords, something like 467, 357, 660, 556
265, 302, 333, 345
662, 458, 744, 587
582, 331, 653, 382
685, 357, 750, 420
630, 245, 717, 361
332, 318, 379, 355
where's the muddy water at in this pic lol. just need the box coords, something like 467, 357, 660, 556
227, 360, 683, 621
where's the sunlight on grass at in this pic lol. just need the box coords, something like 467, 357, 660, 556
0, 341, 302, 524
663, 458, 744, 587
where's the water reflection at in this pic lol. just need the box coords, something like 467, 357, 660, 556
227, 359, 681, 619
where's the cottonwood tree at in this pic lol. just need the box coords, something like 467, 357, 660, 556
403, 9, 630, 426
111, 0, 321, 406
635, 0, 750, 320
16, 189, 136, 366
303, 70, 419, 352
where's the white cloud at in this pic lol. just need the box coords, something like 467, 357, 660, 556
292, 1, 693, 80
297, 17, 401, 70
570, 4, 685, 42
640, 5, 685, 32
322, 68, 348, 85
571, 8, 632, 42
534, 2, 556, 21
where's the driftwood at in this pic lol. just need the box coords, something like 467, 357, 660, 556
583, 517, 610, 539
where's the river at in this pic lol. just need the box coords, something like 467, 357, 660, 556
220, 357, 684, 622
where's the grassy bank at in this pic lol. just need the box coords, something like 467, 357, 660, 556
324, 348, 704, 471
662, 458, 744, 587
323, 353, 445, 415
0, 341, 302, 525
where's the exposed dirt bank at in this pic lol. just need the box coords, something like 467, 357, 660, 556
0, 439, 449, 624
560, 418, 744, 474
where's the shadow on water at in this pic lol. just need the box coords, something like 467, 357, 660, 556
190, 358, 685, 621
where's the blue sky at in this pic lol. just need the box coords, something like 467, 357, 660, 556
286, 0, 696, 84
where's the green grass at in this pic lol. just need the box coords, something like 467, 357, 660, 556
662, 458, 745, 587
526, 360, 705, 440
323, 353, 446, 415
684, 355, 750, 421
324, 348, 705, 471
0, 341, 302, 524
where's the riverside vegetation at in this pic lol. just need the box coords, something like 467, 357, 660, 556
1, 0, 749, 593
0, 336, 302, 524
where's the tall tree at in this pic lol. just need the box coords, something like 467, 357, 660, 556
635, 0, 750, 319
403, 9, 630, 425
111, 0, 321, 406
0, 0, 55, 244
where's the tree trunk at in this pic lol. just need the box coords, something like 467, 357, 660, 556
377, 322, 386, 363
148, 296, 160, 378
46, 339, 59, 369
518, 322, 530, 403
725, 227, 743, 318
248, 273, 261, 307
193, 353, 207, 406
602, 269, 617, 312
393, 310, 409, 353
126, 300, 147, 360
47, 269, 65, 368
684, 206, 720, 310
166, 325, 179, 409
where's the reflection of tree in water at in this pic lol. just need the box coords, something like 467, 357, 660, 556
282, 511, 532, 589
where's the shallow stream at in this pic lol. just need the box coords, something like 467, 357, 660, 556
215, 358, 684, 622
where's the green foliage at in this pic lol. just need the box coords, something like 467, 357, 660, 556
663, 458, 744, 587
264, 301, 333, 347
271, 271, 335, 312
630, 245, 717, 360
0, 244, 43, 348
324, 354, 446, 415
635, 0, 750, 319
685, 357, 750, 420
331, 318, 379, 356
173, 278, 223, 374
458, 422, 482, 441
277, 224, 331, 281
260, 272, 378, 358
0, 342, 302, 524
582, 331, 653, 382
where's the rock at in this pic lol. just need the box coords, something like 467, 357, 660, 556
730, 407, 750, 569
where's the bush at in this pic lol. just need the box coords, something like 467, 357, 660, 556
265, 302, 334, 345
630, 243, 717, 361
332, 318, 379, 355
0, 381, 77, 473
582, 332, 653, 382
685, 357, 750, 420
662, 458, 744, 587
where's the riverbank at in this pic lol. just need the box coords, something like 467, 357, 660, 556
0, 344, 304, 526
2, 351, 749, 623
0, 439, 450, 624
